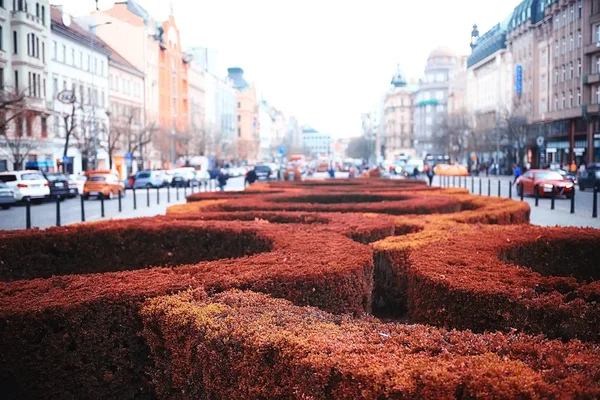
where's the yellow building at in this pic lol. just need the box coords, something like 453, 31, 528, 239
228, 67, 259, 163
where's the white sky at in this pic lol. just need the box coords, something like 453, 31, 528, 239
53, 0, 517, 138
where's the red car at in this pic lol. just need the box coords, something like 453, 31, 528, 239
516, 169, 575, 198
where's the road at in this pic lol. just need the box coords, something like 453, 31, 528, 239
0, 177, 246, 231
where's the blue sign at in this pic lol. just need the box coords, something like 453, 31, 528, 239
516, 65, 522, 95
279, 145, 286, 155
125, 152, 132, 161
62, 156, 70, 164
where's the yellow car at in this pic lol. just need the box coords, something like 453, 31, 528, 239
82, 170, 125, 200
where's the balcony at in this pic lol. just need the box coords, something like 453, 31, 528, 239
10, 10, 44, 31
0, 6, 8, 22
586, 104, 600, 115
584, 41, 600, 55
584, 74, 600, 85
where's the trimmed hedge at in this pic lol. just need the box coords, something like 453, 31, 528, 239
142, 290, 600, 399
0, 221, 373, 399
374, 224, 600, 342
0, 219, 272, 281
161, 210, 418, 244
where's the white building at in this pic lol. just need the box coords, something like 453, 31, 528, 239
49, 6, 110, 174
258, 99, 273, 161
188, 59, 205, 156
0, 0, 52, 172
301, 125, 331, 157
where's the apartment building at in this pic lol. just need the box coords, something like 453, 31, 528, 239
0, 0, 52, 172
228, 67, 259, 163
383, 65, 414, 159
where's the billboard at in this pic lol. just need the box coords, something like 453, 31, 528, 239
516, 65, 522, 95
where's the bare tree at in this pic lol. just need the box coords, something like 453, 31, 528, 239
72, 113, 96, 171
0, 90, 40, 170
103, 115, 121, 170
60, 101, 79, 158
435, 110, 472, 163
119, 117, 156, 171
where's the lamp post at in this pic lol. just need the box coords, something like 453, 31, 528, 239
89, 21, 111, 170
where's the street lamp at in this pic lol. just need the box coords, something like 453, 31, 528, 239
89, 21, 111, 170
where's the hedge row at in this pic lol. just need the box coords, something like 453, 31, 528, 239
161, 210, 417, 244
0, 219, 272, 281
407, 225, 600, 342
0, 220, 373, 399
142, 290, 600, 399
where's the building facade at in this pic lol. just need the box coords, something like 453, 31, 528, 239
383, 65, 414, 159
228, 67, 258, 163
49, 6, 110, 174
0, 0, 52, 172
187, 58, 206, 156
258, 99, 273, 161
414, 47, 458, 157
301, 125, 331, 157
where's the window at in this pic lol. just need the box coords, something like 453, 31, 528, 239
570, 62, 573, 79
579, 0, 582, 18
562, 11, 566, 27
237, 127, 241, 137
569, 33, 574, 51
62, 45, 66, 62
237, 102, 240, 108
562, 37, 566, 54
577, 30, 582, 48
26, 114, 32, 136
597, 57, 600, 73
0, 68, 3, 89
554, 94, 558, 110
100, 61, 104, 76
14, 70, 18, 93
578, 59, 582, 77
554, 68, 558, 82
569, 90, 573, 107
71, 49, 74, 66
94, 58, 97, 74
597, 86, 600, 104
86, 55, 90, 71
52, 78, 57, 96
561, 65, 566, 81
570, 4, 574, 22
41, 117, 47, 138
12, 31, 16, 54
597, 25, 600, 44
79, 52, 83, 69
554, 40, 559, 56
52, 40, 56, 59
541, 74, 546, 90
41, 5, 45, 25
237, 115, 240, 122
35, 2, 39, 17
561, 92, 565, 108
577, 88, 581, 106
42, 42, 45, 63
0, 26, 3, 50
62, 80, 66, 90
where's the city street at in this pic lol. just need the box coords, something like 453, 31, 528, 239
0, 177, 245, 231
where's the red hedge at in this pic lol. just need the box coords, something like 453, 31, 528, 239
396, 225, 600, 341
0, 219, 272, 281
142, 290, 600, 399
0, 221, 373, 399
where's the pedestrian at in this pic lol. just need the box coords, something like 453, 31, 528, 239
425, 165, 434, 186
579, 163, 586, 176
328, 167, 335, 179
412, 166, 419, 179
217, 169, 229, 191
245, 167, 257, 187
513, 164, 521, 185
570, 161, 577, 173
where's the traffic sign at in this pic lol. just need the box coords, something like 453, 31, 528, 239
57, 90, 76, 104
62, 155, 70, 164
279, 146, 286, 155
536, 136, 544, 147
125, 152, 132, 160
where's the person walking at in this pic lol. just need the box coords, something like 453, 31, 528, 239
217, 169, 229, 191
425, 165, 434, 186
513, 164, 521, 185
245, 167, 257, 187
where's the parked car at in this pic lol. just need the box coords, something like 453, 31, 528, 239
578, 170, 600, 191
83, 171, 125, 200
254, 164, 272, 181
208, 168, 221, 180
43, 172, 71, 200
195, 169, 210, 183
0, 170, 50, 203
516, 169, 574, 198
226, 166, 247, 177
0, 182, 16, 209
133, 170, 164, 189
171, 170, 198, 187
67, 174, 86, 197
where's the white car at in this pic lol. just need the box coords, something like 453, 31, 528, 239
195, 169, 210, 182
68, 174, 87, 196
0, 170, 50, 202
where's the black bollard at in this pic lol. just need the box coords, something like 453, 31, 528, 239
593, 187, 598, 218
551, 186, 555, 210
156, 187, 160, 205
167, 186, 171, 203
56, 197, 61, 227
471, 176, 474, 193
184, 185, 188, 197
452, 176, 455, 187
118, 190, 122, 212
509, 183, 512, 198
570, 188, 575, 214
25, 199, 31, 229
479, 178, 482, 195
488, 179, 491, 196
146, 187, 150, 207
80, 195, 86, 222
176, 186, 180, 201
535, 184, 539, 207
498, 180, 501, 197
100, 194, 105, 217
133, 188, 137, 210
520, 184, 524, 201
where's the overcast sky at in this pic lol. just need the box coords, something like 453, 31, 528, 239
54, 0, 517, 138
